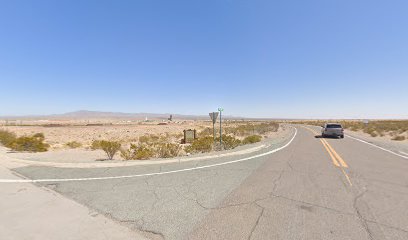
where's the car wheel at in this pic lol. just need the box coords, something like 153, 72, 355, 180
340, 135, 344, 139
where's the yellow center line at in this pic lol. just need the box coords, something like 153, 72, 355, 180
340, 167, 353, 186
320, 139, 341, 167
301, 126, 353, 186
321, 139, 348, 168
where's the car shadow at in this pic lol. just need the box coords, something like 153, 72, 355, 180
315, 135, 341, 139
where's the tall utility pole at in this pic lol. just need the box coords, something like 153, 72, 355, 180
218, 108, 224, 146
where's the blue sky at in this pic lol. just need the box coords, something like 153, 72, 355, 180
1, 0, 407, 119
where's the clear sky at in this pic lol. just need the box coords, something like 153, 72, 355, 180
1, 0, 407, 119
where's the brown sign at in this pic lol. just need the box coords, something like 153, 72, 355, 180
183, 129, 197, 143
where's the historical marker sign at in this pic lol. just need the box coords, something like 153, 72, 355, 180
183, 129, 196, 143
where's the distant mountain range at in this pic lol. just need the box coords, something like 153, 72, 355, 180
0, 110, 244, 120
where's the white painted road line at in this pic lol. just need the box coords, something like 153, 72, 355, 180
0, 128, 298, 183
346, 135, 408, 159
399, 151, 408, 156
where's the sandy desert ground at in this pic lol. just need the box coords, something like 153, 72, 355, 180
1, 119, 282, 149
1, 120, 207, 149
0, 119, 287, 163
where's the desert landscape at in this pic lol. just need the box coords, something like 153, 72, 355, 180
1, 111, 407, 163
2, 120, 200, 150
0, 111, 287, 162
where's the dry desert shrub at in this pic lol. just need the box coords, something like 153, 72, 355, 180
156, 143, 181, 158
0, 129, 17, 147
225, 122, 279, 136
139, 133, 178, 144
198, 127, 213, 137
392, 135, 406, 141
185, 134, 243, 153
120, 142, 182, 160
96, 123, 269, 160
242, 135, 262, 144
99, 140, 121, 160
0, 130, 49, 152
91, 140, 103, 150
9, 133, 49, 152
9, 137, 49, 152
120, 143, 155, 160
185, 136, 214, 153
217, 135, 241, 150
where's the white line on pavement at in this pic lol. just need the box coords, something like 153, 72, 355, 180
346, 135, 408, 159
399, 151, 408, 156
0, 128, 298, 183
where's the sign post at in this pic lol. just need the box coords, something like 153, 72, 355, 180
218, 108, 224, 146
209, 112, 219, 143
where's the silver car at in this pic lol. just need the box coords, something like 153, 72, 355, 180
321, 123, 344, 138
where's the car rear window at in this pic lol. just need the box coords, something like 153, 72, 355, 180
326, 124, 342, 128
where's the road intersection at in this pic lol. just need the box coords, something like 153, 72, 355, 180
1, 125, 407, 240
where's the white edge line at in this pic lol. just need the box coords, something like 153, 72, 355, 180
399, 151, 408, 156
0, 127, 298, 183
346, 134, 408, 159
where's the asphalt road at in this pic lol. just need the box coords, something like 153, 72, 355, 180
5, 126, 408, 240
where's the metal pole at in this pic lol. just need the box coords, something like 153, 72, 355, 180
213, 121, 216, 143
219, 110, 222, 145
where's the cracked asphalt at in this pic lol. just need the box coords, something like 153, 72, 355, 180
10, 126, 408, 240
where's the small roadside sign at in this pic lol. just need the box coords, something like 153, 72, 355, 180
209, 112, 219, 124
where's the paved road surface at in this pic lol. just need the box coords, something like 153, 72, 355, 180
2, 126, 408, 239
0, 164, 148, 240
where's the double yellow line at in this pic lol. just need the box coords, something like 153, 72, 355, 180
320, 138, 348, 168
303, 127, 353, 186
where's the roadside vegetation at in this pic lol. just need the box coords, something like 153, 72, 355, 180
185, 136, 214, 153
120, 143, 156, 160
91, 122, 280, 160
90, 140, 103, 150
185, 122, 279, 154
91, 140, 121, 160
120, 134, 182, 160
392, 135, 406, 141
157, 143, 182, 158
290, 120, 408, 141
0, 130, 17, 147
224, 122, 279, 136
242, 135, 263, 144
0, 130, 49, 152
